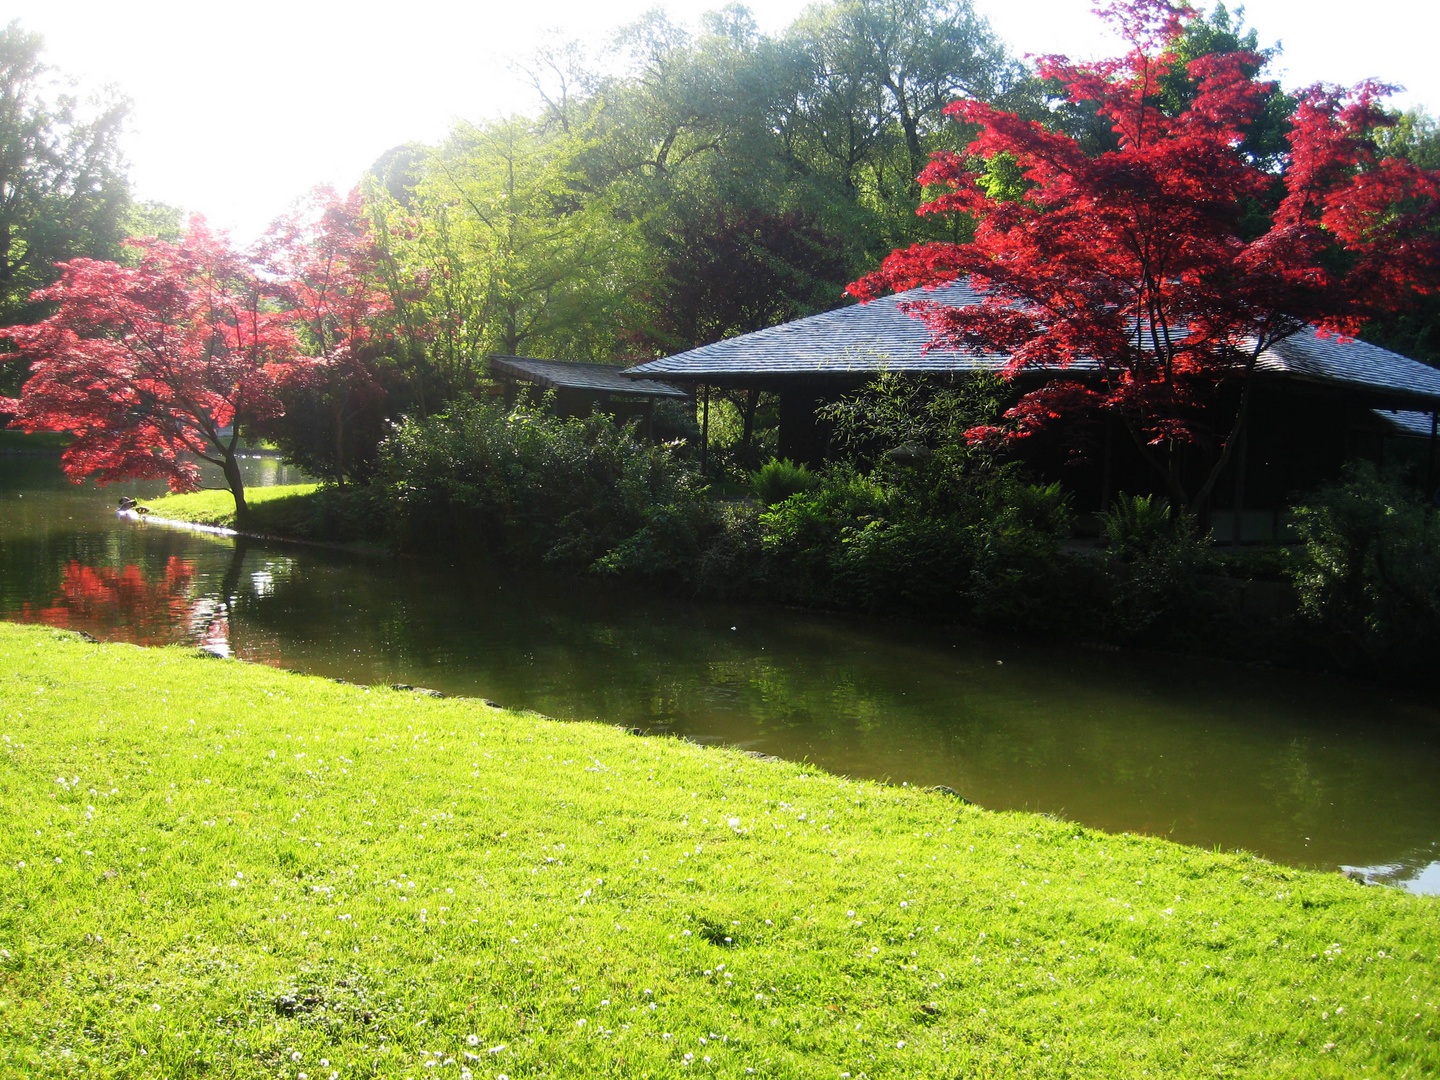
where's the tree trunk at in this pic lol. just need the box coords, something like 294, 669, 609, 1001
742, 387, 759, 445
333, 386, 349, 488
223, 450, 249, 528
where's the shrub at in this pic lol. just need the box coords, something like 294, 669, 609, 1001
758, 472, 890, 604
1287, 461, 1440, 673
1099, 492, 1177, 560
751, 458, 819, 505
1094, 493, 1219, 643
380, 400, 700, 568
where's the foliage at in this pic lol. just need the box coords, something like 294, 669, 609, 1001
1098, 494, 1219, 642
631, 203, 852, 354
756, 467, 1074, 621
367, 0, 1023, 382
0, 220, 310, 522
1288, 461, 1440, 674
8, 622, 1436, 1077
258, 190, 397, 487
750, 458, 818, 505
0, 22, 131, 339
366, 117, 645, 387
380, 399, 704, 569
1099, 492, 1180, 560
852, 0, 1440, 512
820, 371, 1004, 470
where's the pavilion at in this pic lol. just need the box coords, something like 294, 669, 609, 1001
622, 281, 1440, 539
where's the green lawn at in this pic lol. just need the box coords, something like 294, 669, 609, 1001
0, 621, 1436, 1078
0, 429, 70, 453
147, 485, 322, 532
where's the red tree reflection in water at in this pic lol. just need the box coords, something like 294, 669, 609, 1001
19, 557, 198, 646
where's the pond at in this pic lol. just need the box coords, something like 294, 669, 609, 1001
3, 452, 1439, 894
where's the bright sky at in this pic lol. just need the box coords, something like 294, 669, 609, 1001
10, 0, 1438, 242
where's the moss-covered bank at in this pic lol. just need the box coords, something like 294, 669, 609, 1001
1, 621, 1436, 1077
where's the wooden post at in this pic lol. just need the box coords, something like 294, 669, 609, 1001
1099, 419, 1114, 513
1427, 410, 1438, 521
1230, 410, 1248, 547
700, 384, 710, 475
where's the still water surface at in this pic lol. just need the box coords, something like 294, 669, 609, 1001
3, 453, 1438, 893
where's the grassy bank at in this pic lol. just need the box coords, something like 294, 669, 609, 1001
147, 485, 322, 531
147, 485, 382, 548
1, 623, 1436, 1078
0, 430, 69, 453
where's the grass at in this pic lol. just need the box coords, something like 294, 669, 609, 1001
0, 620, 1436, 1079
148, 485, 383, 547
147, 485, 322, 532
0, 429, 70, 453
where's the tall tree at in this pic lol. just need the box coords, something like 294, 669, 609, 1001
852, 0, 1440, 511
368, 118, 644, 381
0, 22, 130, 333
259, 188, 393, 485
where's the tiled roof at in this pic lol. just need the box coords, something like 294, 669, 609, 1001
490, 355, 687, 400
622, 281, 1440, 409
1374, 409, 1439, 438
1257, 333, 1440, 408
622, 282, 1008, 380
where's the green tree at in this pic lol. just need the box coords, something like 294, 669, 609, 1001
367, 118, 645, 399
0, 22, 130, 329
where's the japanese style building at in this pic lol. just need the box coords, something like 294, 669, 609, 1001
622, 281, 1440, 539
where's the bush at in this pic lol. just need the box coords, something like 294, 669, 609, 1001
751, 458, 818, 505
380, 400, 702, 568
1287, 461, 1440, 674
1099, 492, 1177, 560
1095, 493, 1218, 644
752, 469, 1077, 621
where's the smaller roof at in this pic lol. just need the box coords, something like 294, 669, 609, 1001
490, 355, 687, 400
1374, 409, 1439, 438
1255, 334, 1440, 410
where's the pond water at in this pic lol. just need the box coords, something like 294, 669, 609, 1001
3, 452, 1439, 893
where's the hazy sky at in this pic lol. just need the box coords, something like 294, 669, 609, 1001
10, 0, 1438, 241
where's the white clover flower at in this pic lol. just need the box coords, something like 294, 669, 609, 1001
466, 1034, 479, 1046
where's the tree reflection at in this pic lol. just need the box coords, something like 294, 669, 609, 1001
13, 541, 259, 657
18, 556, 196, 645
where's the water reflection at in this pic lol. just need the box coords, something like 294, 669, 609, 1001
3, 452, 1440, 893
15, 556, 197, 645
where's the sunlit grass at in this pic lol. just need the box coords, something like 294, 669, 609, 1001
149, 484, 321, 532
1, 620, 1436, 1078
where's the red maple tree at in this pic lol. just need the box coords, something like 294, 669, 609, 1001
0, 196, 391, 518
0, 218, 305, 522
851, 0, 1440, 510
